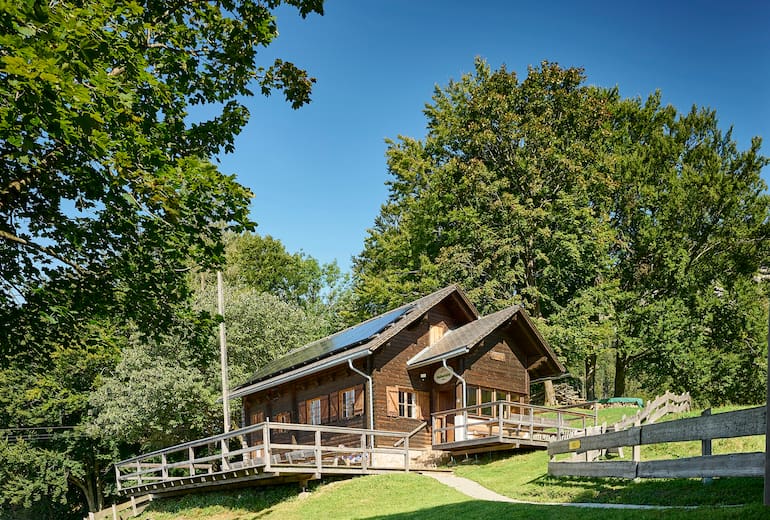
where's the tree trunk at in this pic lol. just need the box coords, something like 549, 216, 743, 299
613, 351, 627, 397
543, 380, 556, 406
585, 353, 597, 401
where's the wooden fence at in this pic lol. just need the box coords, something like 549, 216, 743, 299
612, 391, 691, 431
85, 495, 152, 520
548, 406, 766, 479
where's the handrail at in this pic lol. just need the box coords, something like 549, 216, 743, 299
114, 421, 412, 492
393, 421, 427, 447
431, 400, 597, 419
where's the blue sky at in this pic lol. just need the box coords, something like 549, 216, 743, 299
209, 0, 770, 272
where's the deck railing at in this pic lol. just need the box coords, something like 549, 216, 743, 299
431, 400, 598, 446
114, 421, 411, 492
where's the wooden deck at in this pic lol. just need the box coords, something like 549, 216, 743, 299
115, 422, 412, 497
431, 401, 598, 454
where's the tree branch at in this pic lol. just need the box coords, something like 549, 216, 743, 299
0, 229, 89, 274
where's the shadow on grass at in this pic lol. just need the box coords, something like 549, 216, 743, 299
138, 483, 299, 517
529, 474, 764, 506
361, 500, 770, 520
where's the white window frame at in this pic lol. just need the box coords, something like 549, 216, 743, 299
342, 388, 356, 419
309, 398, 322, 425
398, 390, 417, 419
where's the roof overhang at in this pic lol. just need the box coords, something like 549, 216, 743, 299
405, 345, 470, 369
228, 348, 372, 400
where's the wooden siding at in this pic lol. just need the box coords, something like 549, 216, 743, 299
242, 365, 367, 432
461, 328, 529, 396
372, 300, 468, 448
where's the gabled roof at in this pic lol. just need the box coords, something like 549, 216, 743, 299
229, 284, 477, 399
407, 306, 520, 367
407, 305, 565, 379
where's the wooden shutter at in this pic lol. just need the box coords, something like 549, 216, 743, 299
320, 395, 330, 424
251, 410, 264, 425
329, 391, 339, 422
298, 401, 307, 424
353, 384, 365, 416
417, 391, 430, 420
386, 386, 398, 417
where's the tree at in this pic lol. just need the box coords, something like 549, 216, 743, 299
0, 1, 323, 354
353, 59, 616, 403
606, 95, 770, 398
0, 2, 326, 516
194, 286, 331, 388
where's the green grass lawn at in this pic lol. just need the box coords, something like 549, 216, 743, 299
135, 474, 768, 520
132, 405, 768, 520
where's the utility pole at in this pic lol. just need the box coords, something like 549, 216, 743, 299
217, 270, 231, 433
764, 305, 769, 506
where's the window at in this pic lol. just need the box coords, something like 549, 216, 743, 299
341, 388, 356, 419
480, 388, 493, 416
466, 387, 512, 417
250, 410, 265, 425
309, 398, 322, 425
429, 322, 447, 344
386, 386, 429, 419
398, 390, 417, 418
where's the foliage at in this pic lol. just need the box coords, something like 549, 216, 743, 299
0, 0, 323, 354
89, 338, 221, 450
220, 232, 347, 310
194, 286, 331, 387
353, 59, 616, 319
353, 59, 769, 403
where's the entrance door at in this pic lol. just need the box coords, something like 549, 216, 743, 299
434, 390, 455, 443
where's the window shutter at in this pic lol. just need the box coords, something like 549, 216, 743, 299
298, 401, 307, 424
354, 384, 365, 415
386, 386, 398, 417
320, 395, 330, 424
329, 391, 339, 421
418, 391, 431, 420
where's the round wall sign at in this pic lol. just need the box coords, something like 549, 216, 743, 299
433, 366, 453, 385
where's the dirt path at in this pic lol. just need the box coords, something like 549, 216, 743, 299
419, 471, 695, 510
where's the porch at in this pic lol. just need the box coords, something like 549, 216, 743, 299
431, 401, 598, 453
115, 422, 413, 497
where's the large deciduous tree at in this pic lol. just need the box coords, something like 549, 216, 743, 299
354, 59, 769, 404
0, 1, 325, 516
0, 0, 323, 352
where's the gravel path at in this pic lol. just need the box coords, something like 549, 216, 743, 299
420, 471, 695, 510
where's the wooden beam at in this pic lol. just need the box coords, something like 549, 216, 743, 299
638, 452, 764, 479
548, 461, 637, 479
641, 406, 765, 445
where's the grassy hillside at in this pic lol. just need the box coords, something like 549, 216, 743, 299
132, 405, 768, 519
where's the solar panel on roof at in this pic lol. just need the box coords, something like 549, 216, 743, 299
244, 304, 414, 384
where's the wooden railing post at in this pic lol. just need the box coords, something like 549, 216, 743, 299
136, 461, 142, 485
263, 421, 271, 473
221, 437, 230, 471
161, 453, 168, 481
529, 407, 534, 439
403, 434, 410, 472
314, 429, 322, 474
188, 447, 195, 477
361, 433, 368, 471
114, 464, 121, 491
497, 402, 503, 442
701, 408, 712, 485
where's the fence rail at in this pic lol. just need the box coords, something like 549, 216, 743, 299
548, 406, 766, 479
612, 391, 691, 431
114, 421, 411, 493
